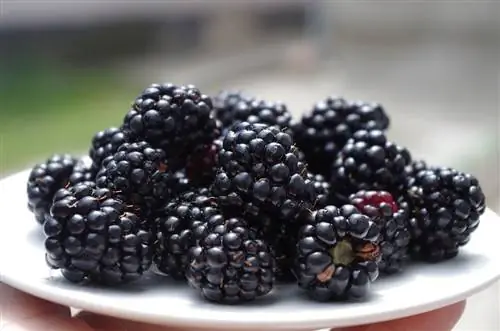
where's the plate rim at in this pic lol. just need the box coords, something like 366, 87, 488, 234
1, 169, 499, 330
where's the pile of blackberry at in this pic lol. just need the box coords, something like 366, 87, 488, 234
26, 85, 486, 304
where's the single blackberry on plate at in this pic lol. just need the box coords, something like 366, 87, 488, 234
213, 91, 292, 134
292, 97, 390, 177
350, 190, 410, 274
211, 122, 317, 223
96, 141, 187, 215
294, 205, 381, 301
89, 127, 129, 171
27, 154, 77, 225
330, 129, 412, 204
44, 182, 154, 284
153, 188, 219, 279
404, 161, 486, 262
122, 83, 220, 164
187, 216, 275, 304
185, 139, 222, 186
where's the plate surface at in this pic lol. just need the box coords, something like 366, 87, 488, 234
0, 170, 499, 330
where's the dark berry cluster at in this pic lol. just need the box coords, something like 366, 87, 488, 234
122, 83, 220, 164
292, 96, 390, 177
26, 86, 486, 304
330, 129, 412, 203
404, 161, 486, 262
44, 182, 154, 285
294, 205, 381, 301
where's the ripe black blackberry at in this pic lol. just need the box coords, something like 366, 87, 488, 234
185, 139, 222, 186
89, 127, 129, 171
44, 182, 153, 284
153, 188, 218, 279
213, 91, 292, 134
292, 97, 390, 177
294, 205, 381, 301
350, 190, 410, 274
96, 141, 187, 215
187, 216, 275, 304
27, 154, 77, 225
211, 122, 317, 223
404, 161, 486, 262
330, 129, 412, 204
122, 83, 219, 165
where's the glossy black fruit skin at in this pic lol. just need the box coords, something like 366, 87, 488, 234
186, 215, 275, 304
89, 127, 129, 172
153, 188, 219, 279
27, 154, 77, 225
44, 182, 153, 285
404, 161, 486, 262
350, 190, 411, 274
292, 97, 390, 177
211, 122, 318, 224
213, 91, 292, 134
122, 83, 220, 165
330, 129, 412, 204
96, 141, 187, 216
294, 205, 381, 301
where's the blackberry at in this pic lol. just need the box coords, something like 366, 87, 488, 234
153, 188, 218, 279
122, 83, 219, 165
213, 91, 292, 134
294, 205, 381, 301
187, 216, 275, 304
43, 182, 153, 284
330, 129, 412, 203
89, 127, 129, 171
292, 97, 390, 177
96, 141, 186, 215
404, 161, 486, 262
350, 190, 410, 274
27, 154, 77, 225
211, 122, 317, 223
185, 139, 222, 186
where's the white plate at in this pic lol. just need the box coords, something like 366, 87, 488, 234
0, 170, 499, 331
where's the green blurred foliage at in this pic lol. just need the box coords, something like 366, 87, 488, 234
0, 57, 138, 173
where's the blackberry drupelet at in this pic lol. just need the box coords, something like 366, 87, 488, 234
153, 188, 218, 279
27, 154, 77, 225
330, 129, 412, 204
187, 216, 275, 304
292, 97, 390, 177
185, 139, 222, 186
89, 127, 129, 171
350, 190, 410, 274
404, 161, 486, 262
211, 122, 317, 223
44, 182, 153, 284
96, 141, 187, 215
213, 91, 292, 134
294, 205, 381, 301
122, 83, 219, 165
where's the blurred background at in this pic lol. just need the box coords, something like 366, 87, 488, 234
0, 1, 498, 329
